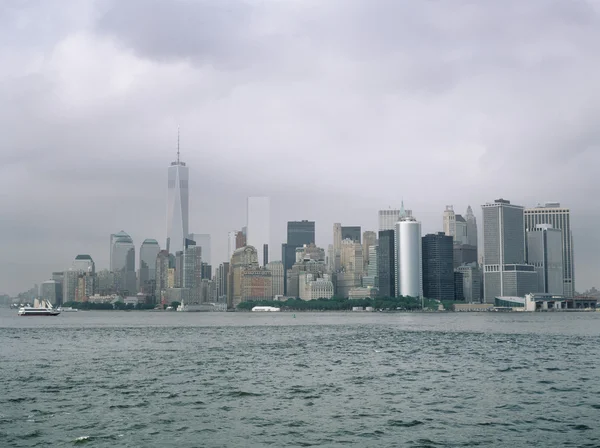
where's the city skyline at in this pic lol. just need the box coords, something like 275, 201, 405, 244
2, 1, 600, 294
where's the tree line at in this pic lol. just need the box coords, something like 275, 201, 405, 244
236, 296, 439, 311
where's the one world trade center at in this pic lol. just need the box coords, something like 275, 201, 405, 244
166, 129, 189, 255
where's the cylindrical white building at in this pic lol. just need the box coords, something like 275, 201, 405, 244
395, 218, 423, 298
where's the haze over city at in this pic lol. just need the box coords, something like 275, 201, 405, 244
2, 0, 600, 295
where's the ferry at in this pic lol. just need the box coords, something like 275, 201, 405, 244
18, 299, 60, 316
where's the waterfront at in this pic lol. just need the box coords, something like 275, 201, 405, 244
1, 310, 599, 447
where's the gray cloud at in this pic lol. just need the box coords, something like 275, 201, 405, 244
1, 0, 600, 294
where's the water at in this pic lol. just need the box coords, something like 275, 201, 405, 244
1, 310, 600, 447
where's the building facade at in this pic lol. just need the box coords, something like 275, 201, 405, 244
395, 218, 423, 298
377, 230, 395, 298
266, 261, 285, 297
524, 203, 574, 297
241, 268, 272, 302
526, 224, 563, 295
482, 199, 537, 302
228, 246, 259, 308
299, 273, 334, 300
422, 232, 454, 301
455, 263, 482, 303
341, 226, 361, 243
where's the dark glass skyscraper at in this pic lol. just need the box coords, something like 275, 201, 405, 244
341, 226, 361, 243
282, 221, 315, 294
377, 230, 395, 298
422, 232, 454, 301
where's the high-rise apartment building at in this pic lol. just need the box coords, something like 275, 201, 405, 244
235, 228, 247, 250
395, 217, 423, 298
139, 239, 160, 293
524, 203, 574, 297
526, 224, 563, 295
188, 233, 211, 265
377, 230, 395, 298
166, 132, 189, 255
482, 199, 538, 302
246, 196, 270, 266
422, 233, 454, 301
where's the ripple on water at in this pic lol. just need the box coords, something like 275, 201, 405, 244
2, 312, 600, 447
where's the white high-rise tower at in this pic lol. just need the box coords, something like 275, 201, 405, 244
166, 128, 189, 255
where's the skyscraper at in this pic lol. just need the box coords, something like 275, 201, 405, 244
155, 250, 170, 303
110, 230, 130, 271
227, 231, 238, 262
139, 239, 160, 293
341, 226, 361, 243
378, 204, 413, 231
465, 206, 478, 247
482, 199, 537, 302
333, 223, 342, 270
362, 231, 377, 269
422, 233, 454, 301
246, 196, 270, 266
111, 232, 136, 294
526, 224, 563, 295
166, 129, 189, 255
524, 203, 574, 297
287, 220, 315, 247
379, 210, 401, 232
188, 233, 211, 265
394, 217, 423, 298
282, 221, 315, 294
267, 260, 285, 297
443, 206, 456, 239
377, 230, 395, 298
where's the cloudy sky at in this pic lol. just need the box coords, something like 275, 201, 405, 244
2, 0, 599, 295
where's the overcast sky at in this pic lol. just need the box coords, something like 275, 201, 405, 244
2, 0, 600, 295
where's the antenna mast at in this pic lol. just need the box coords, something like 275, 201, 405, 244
177, 126, 180, 163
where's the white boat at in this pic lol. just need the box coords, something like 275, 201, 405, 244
18, 299, 60, 316
57, 307, 78, 312
251, 306, 281, 312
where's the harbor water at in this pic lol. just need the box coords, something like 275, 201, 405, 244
1, 310, 599, 447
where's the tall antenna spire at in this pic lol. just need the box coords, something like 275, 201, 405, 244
177, 125, 180, 164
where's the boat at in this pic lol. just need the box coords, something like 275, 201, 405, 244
57, 307, 78, 312
18, 299, 60, 316
251, 306, 281, 312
